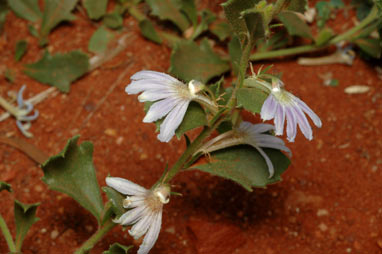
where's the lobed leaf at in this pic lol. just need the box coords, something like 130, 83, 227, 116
7, 0, 41, 22
210, 20, 232, 41
169, 39, 230, 83
40, 0, 78, 40
192, 146, 290, 191
237, 87, 268, 114
146, 0, 190, 32
103, 243, 133, 254
278, 10, 313, 39
15, 40, 28, 61
83, 0, 108, 20
138, 19, 162, 44
175, 102, 207, 139
103, 12, 123, 29
178, 0, 197, 26
222, 0, 259, 44
14, 200, 39, 250
24, 50, 89, 93
41, 136, 104, 223
286, 0, 307, 13
0, 0, 8, 34
354, 37, 382, 58
88, 26, 115, 54
0, 181, 12, 192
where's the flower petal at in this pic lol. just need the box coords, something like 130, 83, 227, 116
157, 100, 190, 142
137, 211, 162, 254
254, 146, 275, 178
285, 107, 297, 142
114, 205, 147, 226
138, 89, 177, 102
143, 97, 181, 123
129, 210, 157, 240
125, 79, 173, 94
274, 104, 285, 136
106, 177, 147, 196
293, 105, 313, 140
261, 95, 277, 121
295, 96, 322, 128
131, 70, 180, 84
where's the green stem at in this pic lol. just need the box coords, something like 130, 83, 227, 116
250, 5, 379, 61
0, 214, 16, 253
74, 219, 116, 254
126, 4, 145, 22
330, 5, 378, 44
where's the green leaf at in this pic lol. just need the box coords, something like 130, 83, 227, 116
222, 0, 259, 44
146, 0, 190, 31
178, 0, 197, 26
103, 12, 123, 29
286, 0, 307, 13
191, 9, 216, 40
102, 186, 125, 219
83, 0, 108, 20
237, 87, 268, 114
28, 24, 39, 37
0, 0, 8, 34
175, 102, 207, 139
242, 10, 266, 43
278, 10, 313, 39
88, 26, 115, 54
192, 146, 290, 191
315, 27, 334, 46
330, 0, 344, 9
210, 21, 232, 41
41, 136, 104, 223
138, 19, 162, 44
14, 200, 39, 250
0, 181, 12, 192
351, 0, 373, 20
169, 39, 230, 83
15, 40, 28, 62
354, 37, 382, 58
103, 243, 133, 254
4, 68, 15, 83
315, 1, 331, 28
7, 0, 41, 22
40, 0, 78, 40
24, 50, 89, 93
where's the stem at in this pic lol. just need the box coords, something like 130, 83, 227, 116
250, 5, 379, 61
330, 6, 378, 44
163, 115, 225, 183
74, 219, 116, 254
0, 214, 16, 253
126, 4, 145, 22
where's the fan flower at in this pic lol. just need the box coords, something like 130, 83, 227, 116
260, 80, 322, 142
198, 121, 291, 178
106, 177, 170, 254
125, 70, 217, 142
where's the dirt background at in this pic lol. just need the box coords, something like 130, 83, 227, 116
1, 1, 382, 254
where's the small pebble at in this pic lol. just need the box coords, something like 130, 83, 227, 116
318, 223, 328, 232
317, 209, 329, 217
344, 85, 370, 94
104, 128, 117, 137
50, 230, 59, 239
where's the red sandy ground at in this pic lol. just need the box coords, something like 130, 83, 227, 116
0, 1, 381, 254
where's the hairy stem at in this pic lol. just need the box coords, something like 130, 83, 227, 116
74, 219, 116, 254
0, 214, 16, 253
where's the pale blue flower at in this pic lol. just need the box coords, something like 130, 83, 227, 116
106, 177, 170, 254
260, 80, 322, 142
198, 121, 291, 178
125, 71, 216, 142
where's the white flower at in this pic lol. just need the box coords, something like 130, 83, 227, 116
198, 121, 291, 178
260, 80, 322, 142
106, 177, 170, 254
125, 70, 216, 142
